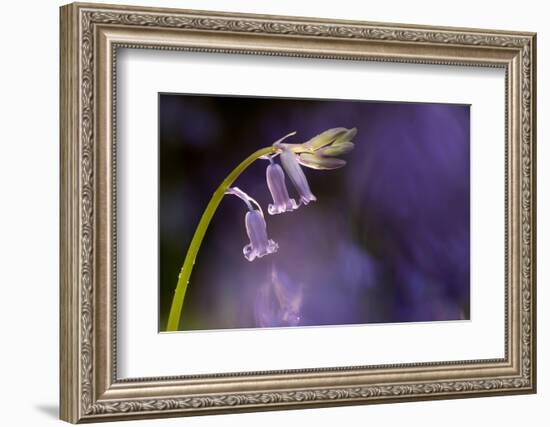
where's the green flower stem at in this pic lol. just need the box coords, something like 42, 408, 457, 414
165, 146, 275, 332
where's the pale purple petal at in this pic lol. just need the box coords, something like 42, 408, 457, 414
266, 163, 299, 215
280, 149, 317, 205
243, 210, 278, 261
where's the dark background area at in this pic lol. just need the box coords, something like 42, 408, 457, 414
159, 94, 470, 331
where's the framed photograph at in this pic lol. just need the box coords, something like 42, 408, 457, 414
60, 2, 537, 423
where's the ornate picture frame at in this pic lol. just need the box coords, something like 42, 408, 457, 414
60, 2, 536, 423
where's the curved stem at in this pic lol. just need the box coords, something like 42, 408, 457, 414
165, 146, 275, 331
225, 187, 255, 211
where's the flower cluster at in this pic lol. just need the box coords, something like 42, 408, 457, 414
227, 127, 357, 262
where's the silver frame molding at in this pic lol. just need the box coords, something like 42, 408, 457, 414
60, 2, 537, 423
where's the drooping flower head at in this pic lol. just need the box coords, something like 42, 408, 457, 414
266, 161, 299, 215
225, 128, 356, 262
274, 127, 356, 205
243, 209, 279, 262
279, 148, 317, 205
226, 187, 278, 262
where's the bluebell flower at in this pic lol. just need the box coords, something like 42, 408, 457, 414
243, 209, 279, 261
275, 127, 356, 205
224, 128, 356, 261
226, 187, 279, 261
279, 148, 317, 205
266, 161, 299, 215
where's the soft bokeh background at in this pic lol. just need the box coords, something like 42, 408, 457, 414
159, 94, 470, 331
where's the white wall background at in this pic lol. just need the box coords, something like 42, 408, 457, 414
0, 0, 545, 425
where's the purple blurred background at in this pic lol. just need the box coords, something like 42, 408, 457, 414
159, 94, 470, 331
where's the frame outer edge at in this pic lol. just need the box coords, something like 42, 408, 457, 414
529, 33, 537, 393
60, 3, 80, 424
59, 2, 537, 422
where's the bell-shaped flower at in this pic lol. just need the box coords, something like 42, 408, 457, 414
243, 209, 279, 262
279, 148, 317, 205
266, 162, 299, 215
226, 187, 279, 262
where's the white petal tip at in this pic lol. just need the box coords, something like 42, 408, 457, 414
268, 200, 300, 215
242, 241, 279, 261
